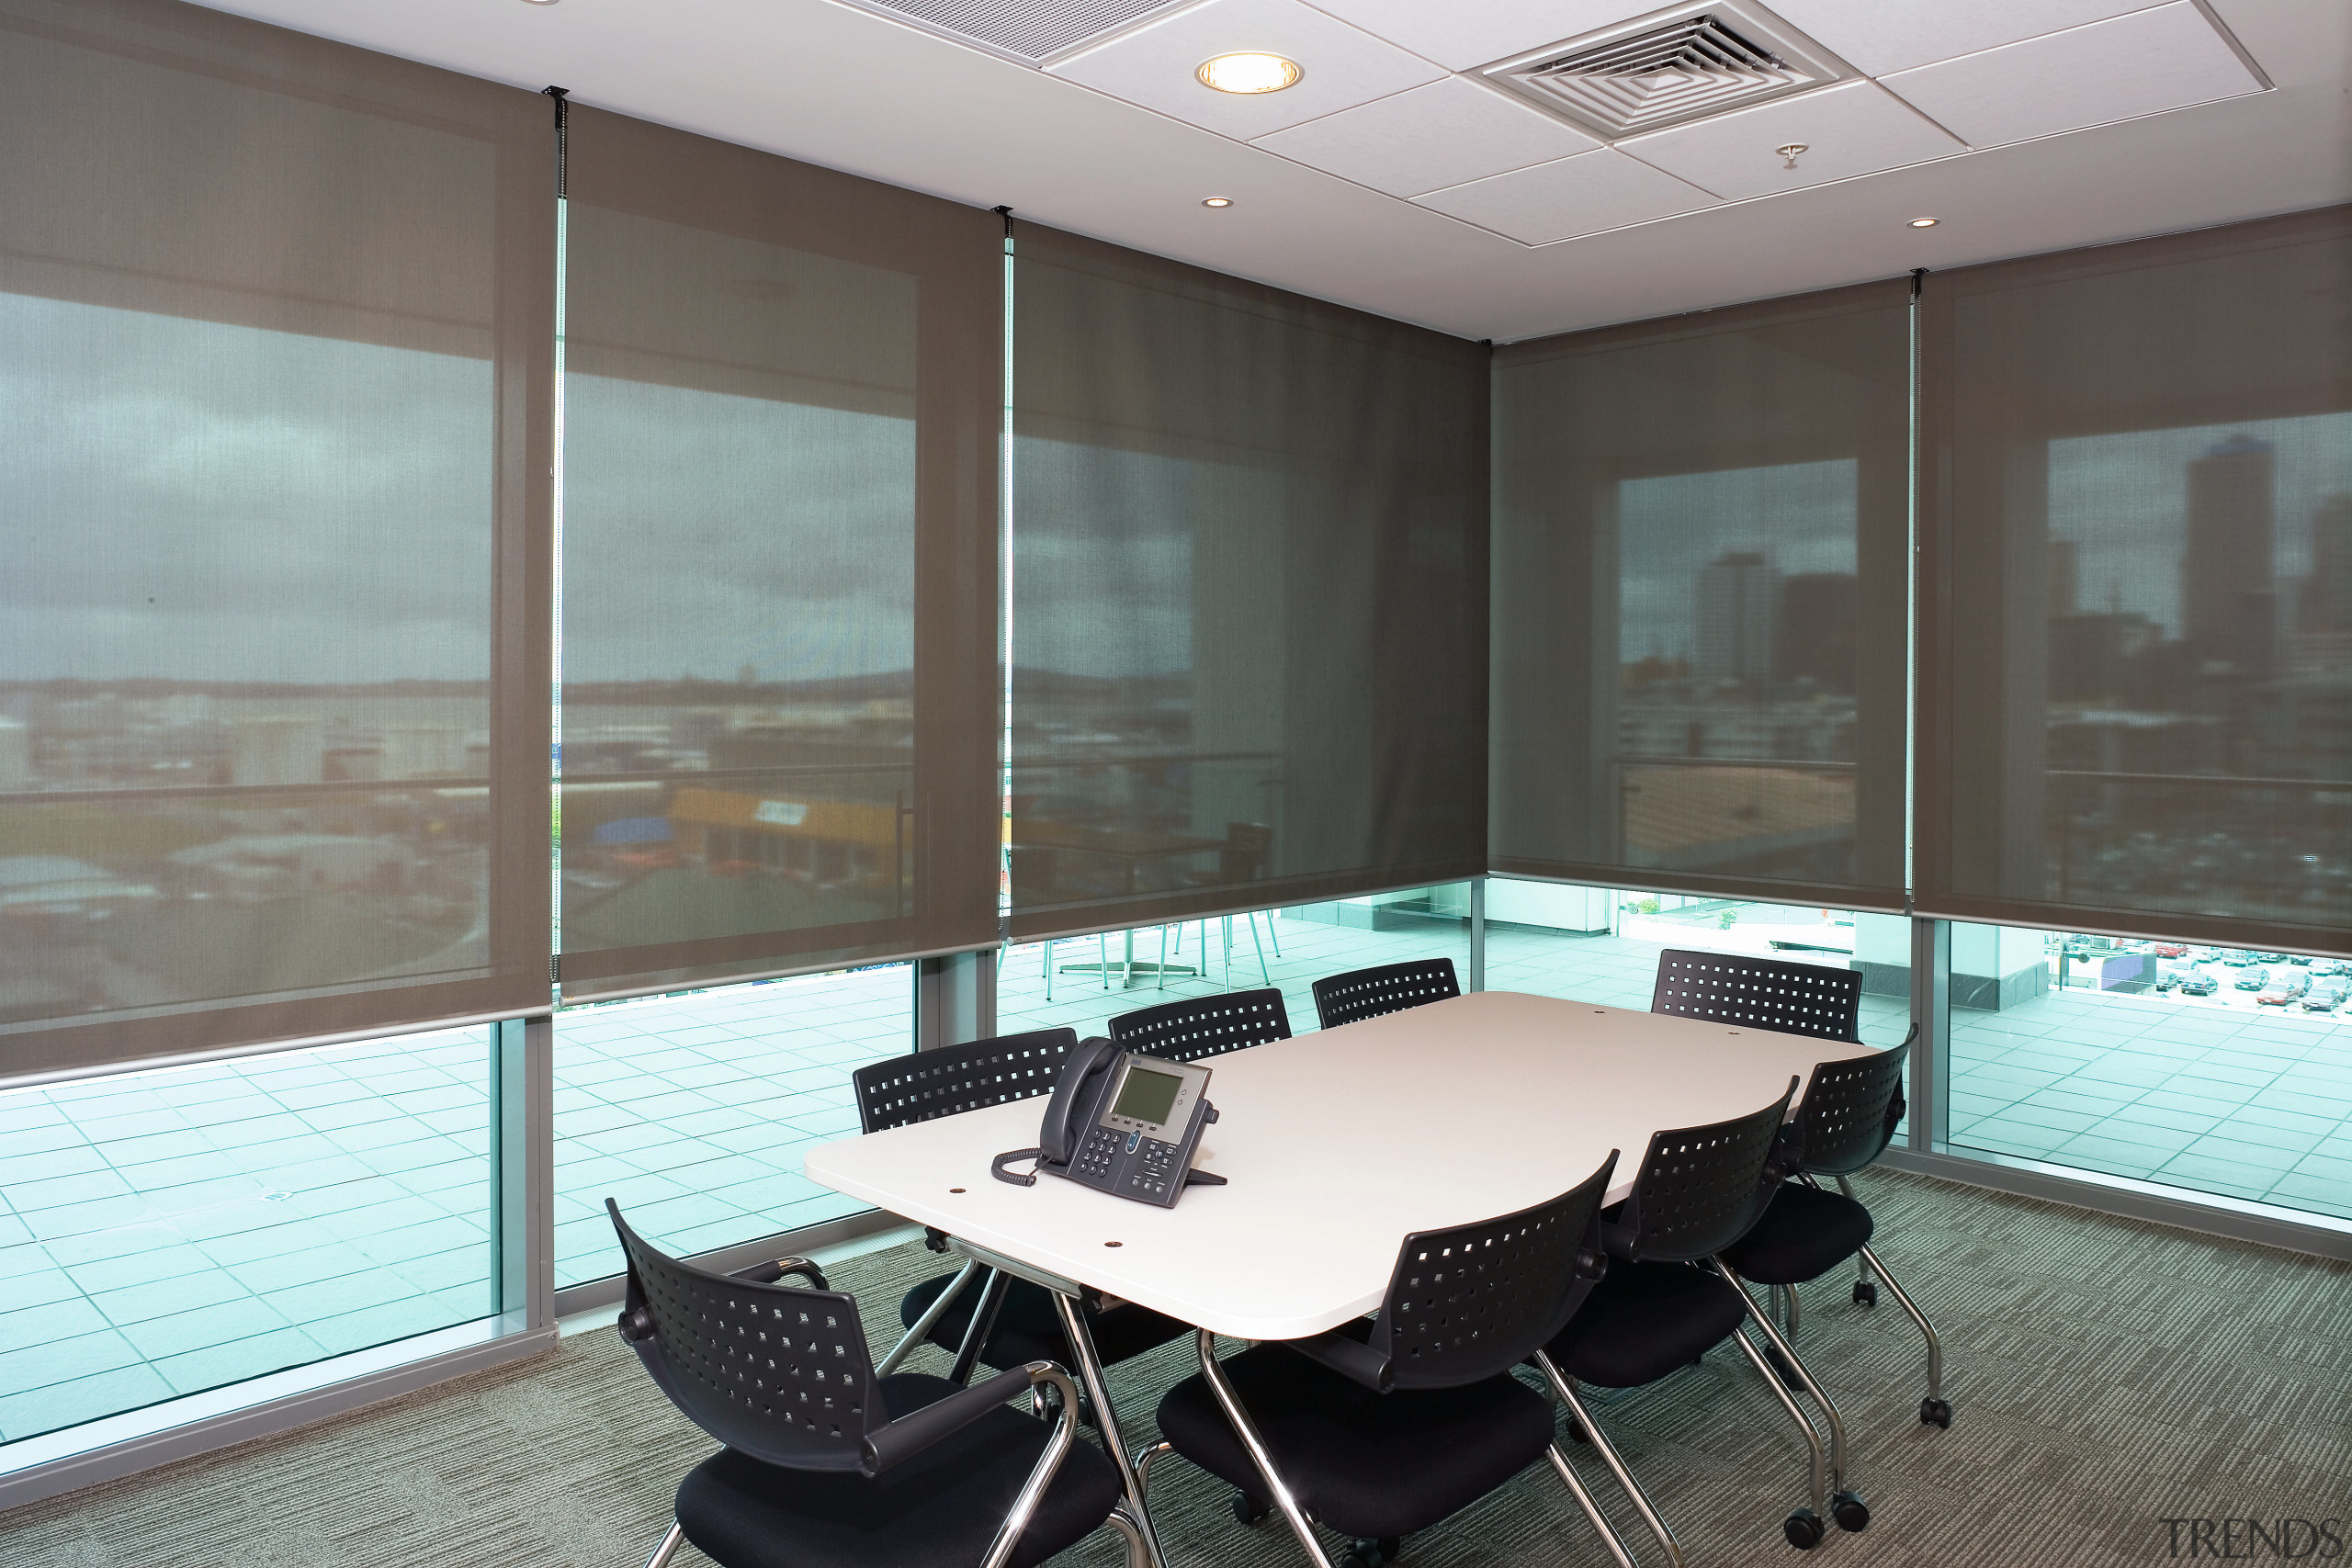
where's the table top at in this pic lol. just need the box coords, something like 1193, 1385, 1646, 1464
802, 989, 1872, 1342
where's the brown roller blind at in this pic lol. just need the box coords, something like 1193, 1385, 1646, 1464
556, 107, 1001, 998
1490, 280, 1913, 909
1918, 205, 2352, 953
1006, 225, 1488, 942
0, 0, 553, 1077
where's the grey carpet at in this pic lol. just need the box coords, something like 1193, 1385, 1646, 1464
4, 1169, 2347, 1568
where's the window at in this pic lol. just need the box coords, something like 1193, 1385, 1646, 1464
1484, 875, 1913, 1047
1492, 282, 1911, 909
551, 965, 913, 1288
1944, 921, 2352, 1221
996, 884, 1475, 1039
0, 1027, 497, 1445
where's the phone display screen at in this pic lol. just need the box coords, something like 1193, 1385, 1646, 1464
1111, 1064, 1184, 1128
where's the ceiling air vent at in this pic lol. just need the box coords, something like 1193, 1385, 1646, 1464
835, 0, 1194, 66
1484, 1, 1855, 140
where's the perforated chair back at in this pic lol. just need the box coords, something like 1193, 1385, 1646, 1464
852, 1028, 1080, 1134
1606, 1080, 1799, 1265
1368, 1151, 1618, 1392
1312, 958, 1461, 1031
609, 1201, 886, 1474
1108, 987, 1290, 1064
1651, 949, 1861, 1043
1793, 1037, 1910, 1176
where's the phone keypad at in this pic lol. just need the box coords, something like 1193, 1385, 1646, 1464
1076, 1127, 1123, 1181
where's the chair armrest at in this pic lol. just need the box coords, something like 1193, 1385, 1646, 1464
1282, 1322, 1392, 1393
729, 1256, 828, 1290
862, 1361, 1072, 1474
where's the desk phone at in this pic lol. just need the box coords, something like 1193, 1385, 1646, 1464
992, 1036, 1224, 1207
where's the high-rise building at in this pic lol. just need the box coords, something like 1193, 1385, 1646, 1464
2048, 538, 2080, 618
1775, 572, 1858, 692
1695, 551, 1778, 686
2308, 492, 2352, 632
2180, 433, 2275, 669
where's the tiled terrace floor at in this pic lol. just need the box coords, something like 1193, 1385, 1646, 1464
0, 1027, 497, 1447
550, 965, 912, 1289
1946, 984, 2352, 1219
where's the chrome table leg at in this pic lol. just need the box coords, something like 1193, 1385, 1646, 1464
1053, 1292, 1169, 1568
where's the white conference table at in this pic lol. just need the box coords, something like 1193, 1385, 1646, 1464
803, 989, 1875, 1565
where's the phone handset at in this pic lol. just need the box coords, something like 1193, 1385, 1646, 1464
992, 1038, 1225, 1207
991, 1036, 1120, 1186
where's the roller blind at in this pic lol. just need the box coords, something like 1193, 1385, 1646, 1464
1918, 206, 2352, 952
1490, 280, 1912, 909
556, 107, 1001, 999
1006, 225, 1488, 941
0, 0, 553, 1077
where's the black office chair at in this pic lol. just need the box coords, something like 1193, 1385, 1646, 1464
853, 1031, 1192, 1386
1107, 987, 1291, 1064
1534, 1081, 1868, 1554
1720, 1041, 1948, 1427
605, 1201, 1146, 1568
1651, 949, 1947, 1427
1153, 1154, 1631, 1568
1310, 958, 1460, 1031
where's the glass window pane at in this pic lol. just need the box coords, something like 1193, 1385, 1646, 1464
995, 883, 1475, 1040
1492, 283, 1912, 907
0, 1027, 494, 1447
1485, 876, 1914, 1048
1921, 210, 2352, 946
551, 964, 913, 1289
1944, 920, 2352, 1221
0, 6, 549, 1075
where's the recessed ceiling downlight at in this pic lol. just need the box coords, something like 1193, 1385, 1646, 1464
1909, 217, 1939, 228
1198, 53, 1302, 94
1202, 197, 1233, 208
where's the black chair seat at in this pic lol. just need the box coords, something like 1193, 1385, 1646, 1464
1156, 1343, 1555, 1540
1718, 1183, 1875, 1287
1544, 1261, 1751, 1389
900, 1272, 1191, 1371
676, 1372, 1125, 1568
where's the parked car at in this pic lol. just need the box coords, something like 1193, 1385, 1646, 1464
2152, 943, 2188, 958
2234, 967, 2271, 991
2312, 959, 2350, 978
2178, 976, 2220, 997
2301, 983, 2346, 1013
2287, 953, 2314, 966
2154, 970, 2181, 993
2221, 951, 2256, 967
2253, 952, 2289, 964
2256, 975, 2309, 1005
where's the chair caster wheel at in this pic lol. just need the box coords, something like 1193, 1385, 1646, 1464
1831, 1490, 1870, 1531
1784, 1508, 1826, 1550
1852, 1280, 1877, 1307
1920, 1397, 1952, 1428
1340, 1539, 1401, 1568
1230, 1488, 1271, 1526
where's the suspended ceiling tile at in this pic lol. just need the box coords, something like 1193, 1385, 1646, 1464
1620, 81, 1964, 201
1883, 3, 2265, 151
1303, 0, 1650, 73
1415, 149, 1716, 246
1047, 0, 1445, 140
1769, 0, 2170, 77
1253, 77, 1600, 197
